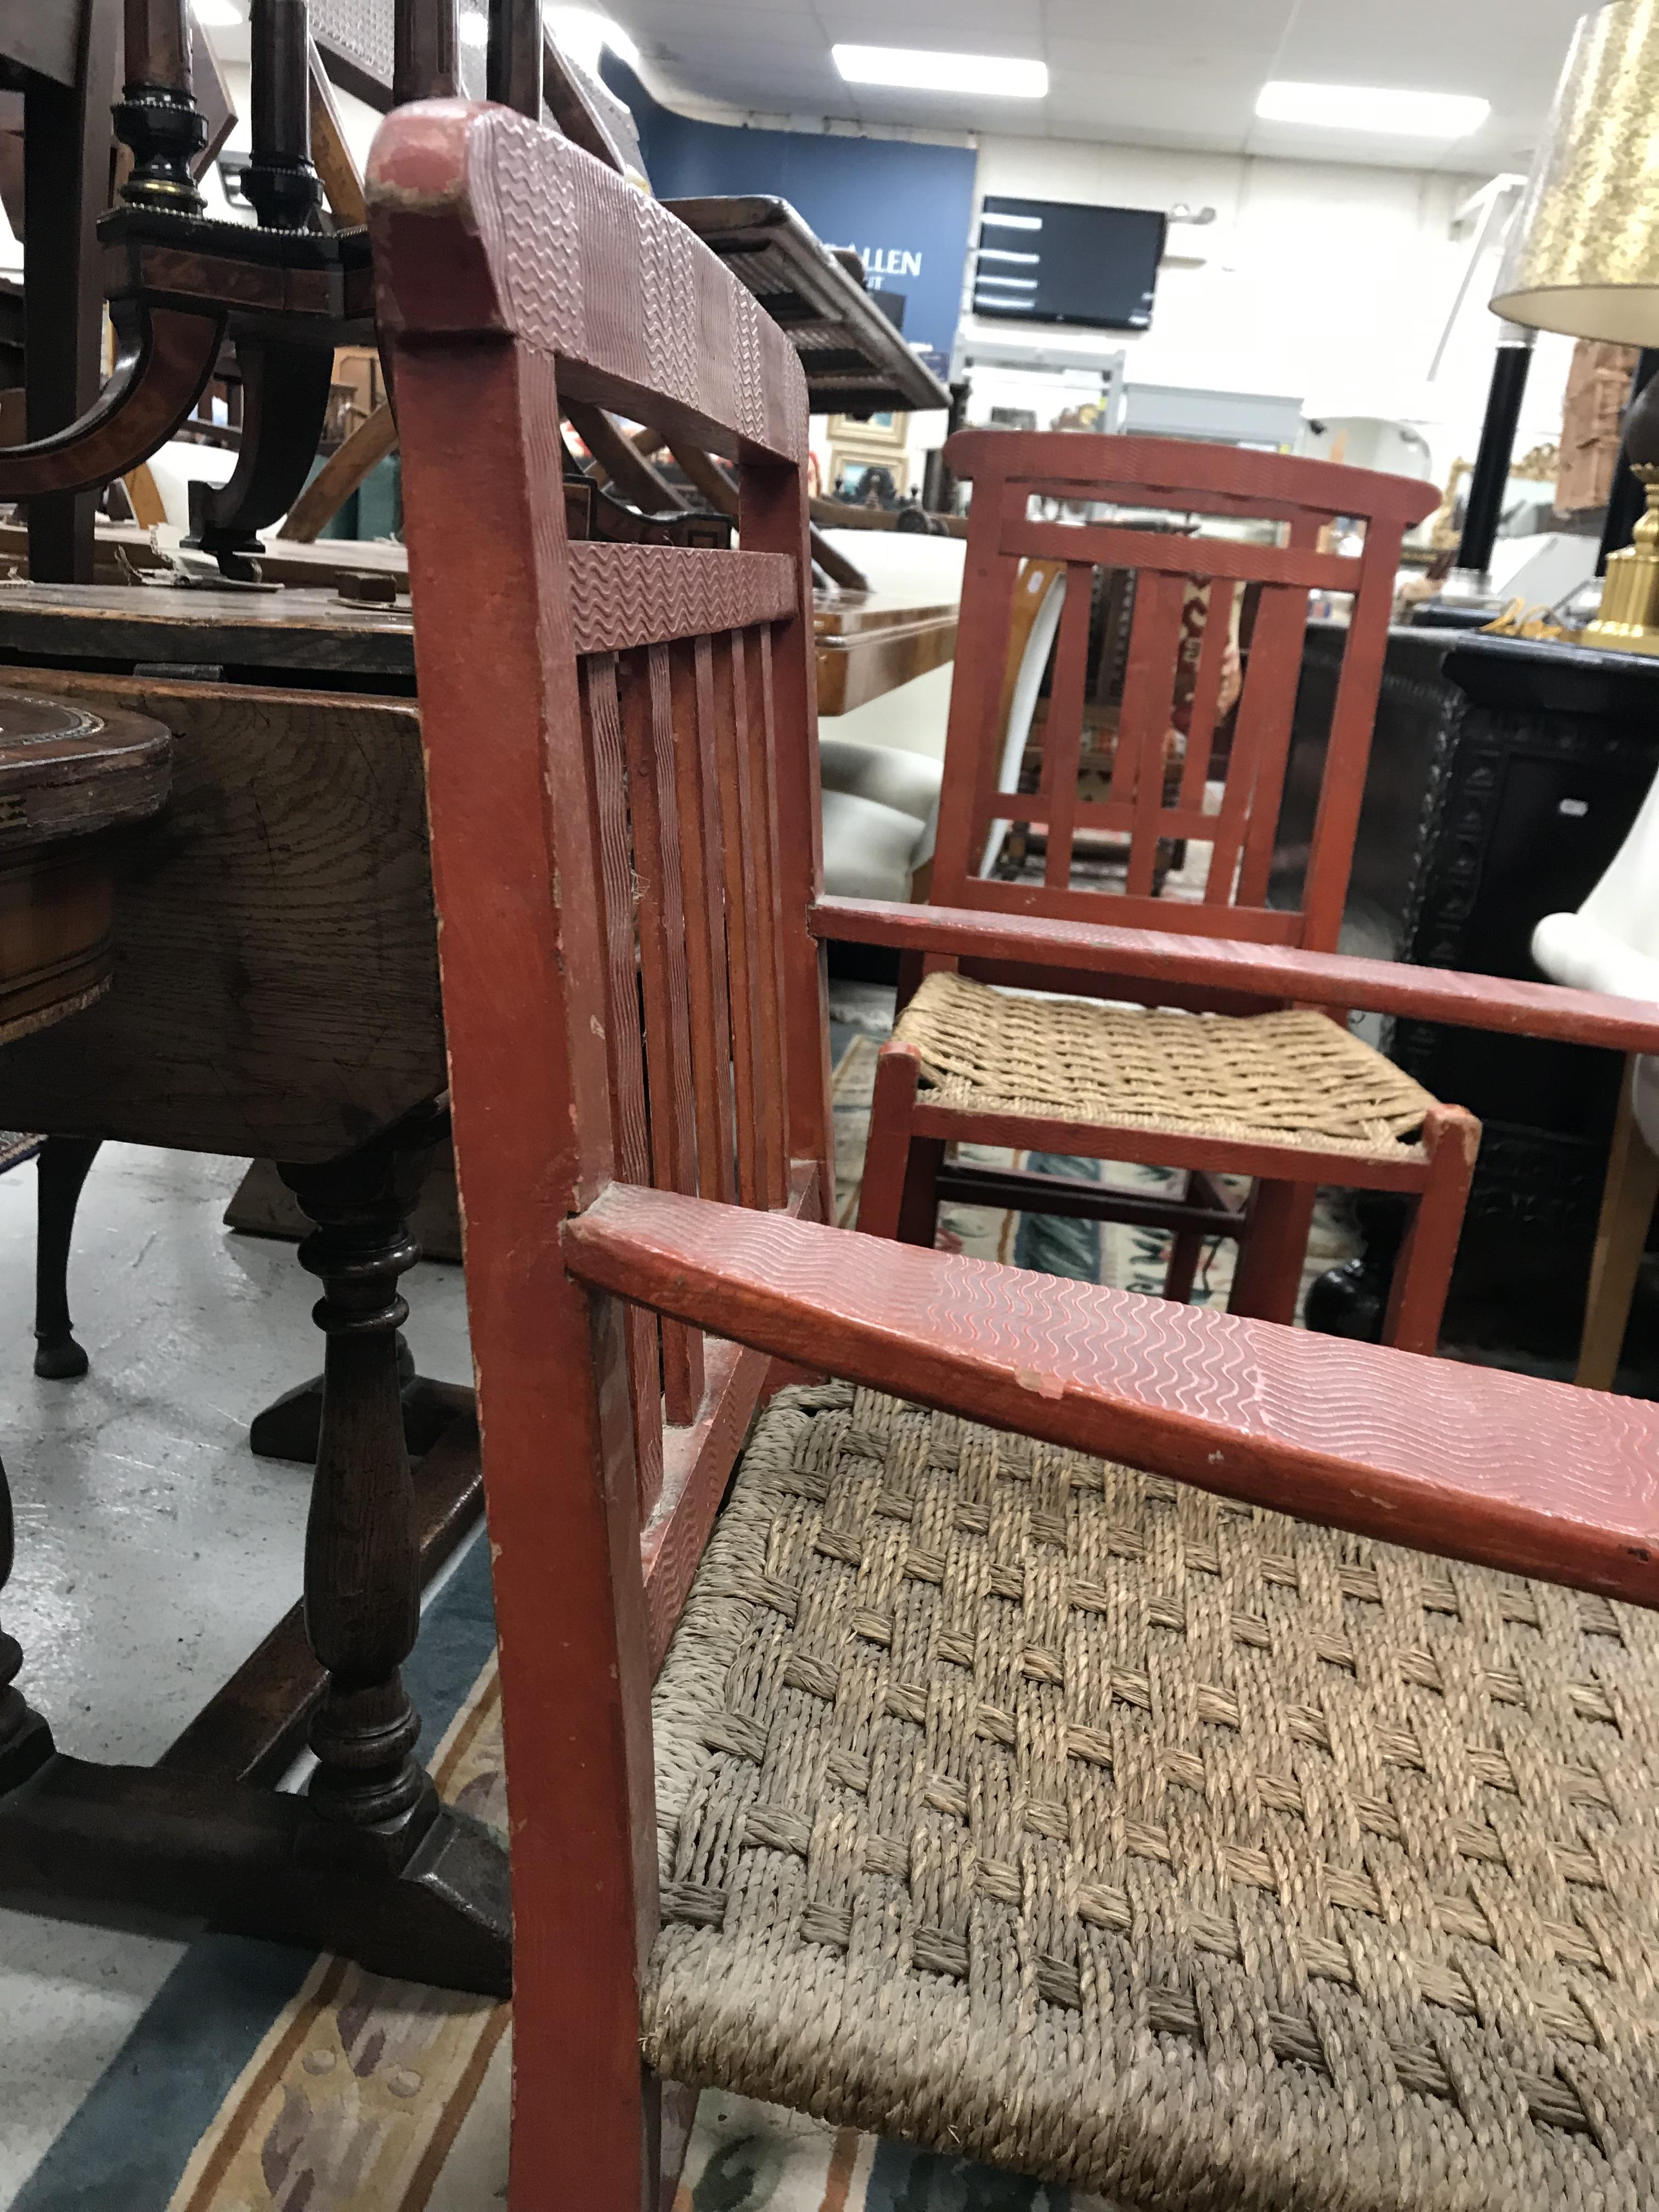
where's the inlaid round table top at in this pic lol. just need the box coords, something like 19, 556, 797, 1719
0, 689, 171, 855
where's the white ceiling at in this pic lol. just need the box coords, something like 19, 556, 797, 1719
608, 0, 1591, 172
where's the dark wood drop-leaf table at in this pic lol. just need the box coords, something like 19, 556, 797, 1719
0, 608, 510, 1997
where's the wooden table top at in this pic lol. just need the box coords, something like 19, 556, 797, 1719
0, 690, 171, 854
0, 690, 172, 1047
0, 578, 961, 713
813, 588, 960, 716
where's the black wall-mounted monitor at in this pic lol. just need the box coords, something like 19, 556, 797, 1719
973, 194, 1165, 331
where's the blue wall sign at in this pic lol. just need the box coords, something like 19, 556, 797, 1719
603, 58, 977, 368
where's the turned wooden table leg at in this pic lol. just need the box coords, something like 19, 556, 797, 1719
0, 1449, 54, 1792
252, 1110, 458, 1465
281, 1105, 443, 1839
34, 1136, 101, 1380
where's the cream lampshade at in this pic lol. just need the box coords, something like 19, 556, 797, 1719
1491, 0, 1659, 650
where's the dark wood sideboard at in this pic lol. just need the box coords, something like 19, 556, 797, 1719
1274, 622, 1659, 1364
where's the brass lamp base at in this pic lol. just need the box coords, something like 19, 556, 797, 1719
1583, 461, 1659, 654
1581, 618, 1659, 656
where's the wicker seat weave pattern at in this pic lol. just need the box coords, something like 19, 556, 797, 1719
647, 1384, 1659, 2210
891, 969, 1440, 1161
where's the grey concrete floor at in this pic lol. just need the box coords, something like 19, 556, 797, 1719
0, 1145, 471, 2201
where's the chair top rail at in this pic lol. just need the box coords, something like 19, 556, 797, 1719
946, 428, 1441, 530
1002, 520, 1362, 593
568, 546, 797, 653
365, 100, 808, 465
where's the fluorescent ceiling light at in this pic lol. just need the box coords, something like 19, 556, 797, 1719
1255, 80, 1488, 137
978, 248, 1039, 264
546, 5, 639, 72
977, 275, 1037, 289
976, 294, 1034, 309
981, 211, 1042, 231
191, 0, 242, 25
833, 45, 1047, 99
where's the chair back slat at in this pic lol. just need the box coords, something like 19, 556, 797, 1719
929, 428, 1437, 951
747, 627, 793, 1210
1036, 564, 1093, 890
584, 651, 668, 1512
1206, 539, 1316, 907
679, 636, 737, 1204
712, 632, 766, 1205
1177, 578, 1237, 816
620, 644, 704, 1426
1300, 519, 1408, 947
1116, 571, 1188, 898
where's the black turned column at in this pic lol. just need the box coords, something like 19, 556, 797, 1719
244, 0, 321, 230
0, 1454, 54, 1793
396, 0, 463, 103
488, 0, 544, 117
282, 1104, 446, 1838
1455, 325, 1536, 582
115, 0, 208, 212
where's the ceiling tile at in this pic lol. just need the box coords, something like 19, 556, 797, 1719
608, 0, 1582, 170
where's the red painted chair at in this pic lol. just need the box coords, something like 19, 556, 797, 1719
854, 433, 1477, 1348
374, 100, 1659, 2212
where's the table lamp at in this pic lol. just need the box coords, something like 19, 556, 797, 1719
1491, 0, 1659, 651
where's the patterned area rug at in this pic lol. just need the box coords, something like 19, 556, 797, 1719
0, 1132, 40, 1176
12, 1021, 1357, 2212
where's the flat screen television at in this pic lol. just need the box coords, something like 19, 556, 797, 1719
973, 194, 1165, 331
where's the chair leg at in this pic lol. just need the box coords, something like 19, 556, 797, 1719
896, 1137, 945, 1248
857, 1041, 922, 1240
34, 1135, 101, 1379
1578, 1068, 1659, 1390
1227, 1179, 1316, 1325
1163, 1228, 1204, 1304
1379, 1107, 1479, 1356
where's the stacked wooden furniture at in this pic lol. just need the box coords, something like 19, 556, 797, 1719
377, 100, 1659, 2209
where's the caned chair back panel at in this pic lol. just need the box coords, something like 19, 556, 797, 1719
929, 430, 1438, 951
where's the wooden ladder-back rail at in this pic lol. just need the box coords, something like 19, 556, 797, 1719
928, 427, 1438, 952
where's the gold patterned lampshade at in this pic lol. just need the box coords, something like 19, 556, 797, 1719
1492, 0, 1659, 343
1491, 0, 1659, 650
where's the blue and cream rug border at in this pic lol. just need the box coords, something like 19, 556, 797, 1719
9, 1537, 500, 2212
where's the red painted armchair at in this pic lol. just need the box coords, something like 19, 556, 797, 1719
374, 100, 1659, 2212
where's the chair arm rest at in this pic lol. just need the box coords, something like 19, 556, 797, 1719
564, 1184, 1659, 1610
810, 896, 1659, 1054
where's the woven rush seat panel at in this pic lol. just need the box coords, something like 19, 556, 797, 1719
893, 969, 1438, 1160
647, 1384, 1659, 2211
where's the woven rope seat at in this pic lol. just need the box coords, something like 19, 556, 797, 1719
647, 1383, 1659, 2210
891, 969, 1440, 1161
